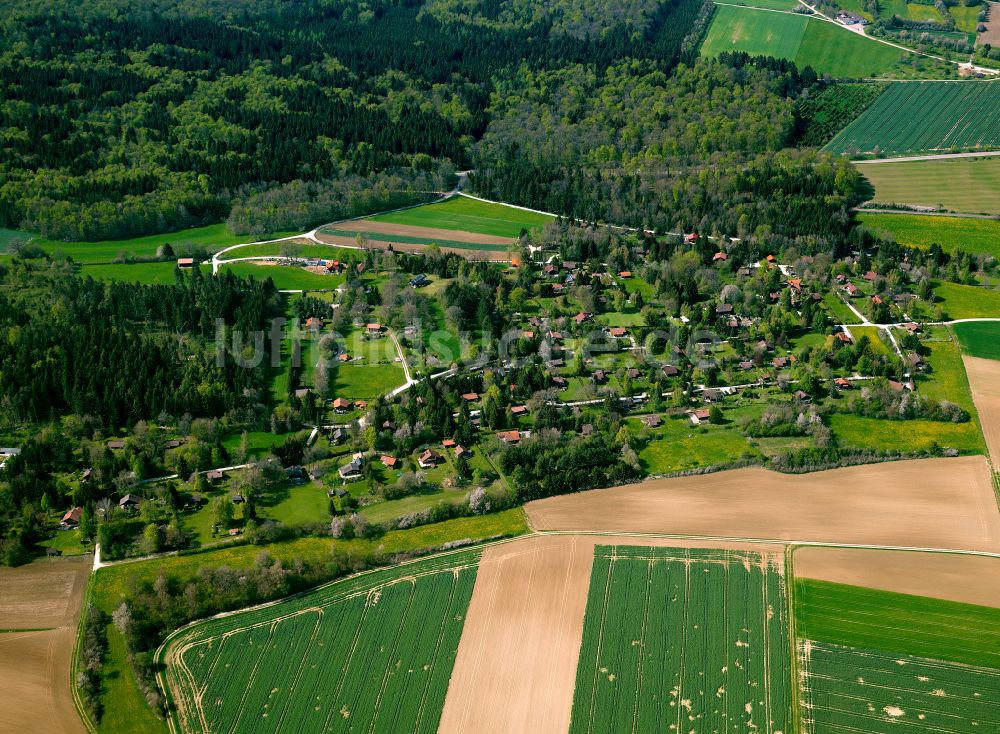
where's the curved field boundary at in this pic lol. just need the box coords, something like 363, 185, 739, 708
159, 549, 483, 734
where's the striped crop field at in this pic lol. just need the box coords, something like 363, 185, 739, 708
569, 545, 793, 734
825, 80, 1000, 156
160, 549, 480, 734
799, 641, 1000, 733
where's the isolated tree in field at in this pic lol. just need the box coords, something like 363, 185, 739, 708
210, 496, 233, 529
709, 405, 724, 424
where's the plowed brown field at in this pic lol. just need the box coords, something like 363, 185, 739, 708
324, 219, 512, 245
525, 457, 1000, 552
438, 534, 782, 734
0, 556, 90, 734
963, 355, 1000, 468
793, 546, 1000, 608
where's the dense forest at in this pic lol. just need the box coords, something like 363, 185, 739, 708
0, 0, 710, 240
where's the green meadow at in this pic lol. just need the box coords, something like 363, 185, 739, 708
367, 195, 553, 238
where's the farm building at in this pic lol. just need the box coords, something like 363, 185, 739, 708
60, 507, 83, 529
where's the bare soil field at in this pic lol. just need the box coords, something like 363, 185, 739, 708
438, 534, 782, 734
314, 232, 507, 261
0, 556, 90, 734
332, 218, 513, 245
526, 456, 1000, 552
793, 546, 1000, 608
963, 355, 1000, 468
979, 2, 1000, 45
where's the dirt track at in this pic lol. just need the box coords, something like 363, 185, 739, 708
0, 555, 90, 734
327, 219, 513, 245
963, 355, 1000, 468
793, 546, 1000, 608
438, 534, 782, 734
525, 457, 1000, 552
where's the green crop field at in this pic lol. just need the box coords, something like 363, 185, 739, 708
825, 80, 1000, 156
161, 549, 481, 734
953, 321, 1000, 360
701, 6, 909, 78
569, 545, 793, 734
859, 156, 1000, 215
716, 0, 802, 9
800, 641, 1000, 734
857, 212, 1000, 259
795, 579, 1000, 668
367, 195, 553, 238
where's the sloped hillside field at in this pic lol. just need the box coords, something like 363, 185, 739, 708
569, 545, 793, 734
825, 80, 1000, 156
160, 550, 480, 734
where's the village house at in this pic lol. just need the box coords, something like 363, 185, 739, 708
794, 390, 812, 403
713, 252, 728, 262
608, 327, 627, 338
843, 283, 860, 297
119, 493, 141, 511
107, 439, 126, 450
177, 257, 195, 268
689, 409, 711, 425
902, 322, 921, 334
836, 332, 853, 344
454, 445, 472, 460
574, 312, 592, 324
232, 493, 245, 504
642, 414, 662, 428
339, 454, 365, 480
409, 273, 429, 288
206, 469, 225, 483
331, 427, 348, 444
863, 270, 878, 282
592, 369, 607, 384
510, 405, 528, 416
461, 392, 480, 402
772, 356, 788, 368
497, 430, 521, 444
333, 397, 352, 413
739, 360, 754, 370
662, 364, 679, 377
60, 507, 82, 529
418, 449, 443, 468
834, 377, 852, 390
715, 303, 734, 315
442, 438, 456, 448
381, 455, 399, 469
305, 316, 323, 331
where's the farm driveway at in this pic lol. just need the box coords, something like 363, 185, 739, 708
793, 546, 1000, 607
438, 534, 782, 734
0, 555, 91, 734
526, 456, 1000, 552
963, 355, 1000, 468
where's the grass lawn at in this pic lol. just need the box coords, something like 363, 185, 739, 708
850, 325, 892, 355
857, 211, 1000, 259
367, 195, 553, 238
953, 321, 1000, 360
37, 528, 88, 556
36, 223, 296, 264
360, 486, 470, 524
916, 330, 979, 415
263, 482, 331, 526
80, 261, 201, 285
828, 413, 984, 453
216, 242, 358, 261
934, 281, 1000, 319
795, 578, 1000, 668
822, 291, 862, 324
332, 362, 405, 399
860, 156, 1000, 215
218, 430, 293, 459
716, 0, 802, 9
0, 228, 32, 252
220, 261, 343, 290
701, 5, 909, 78
632, 414, 760, 473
